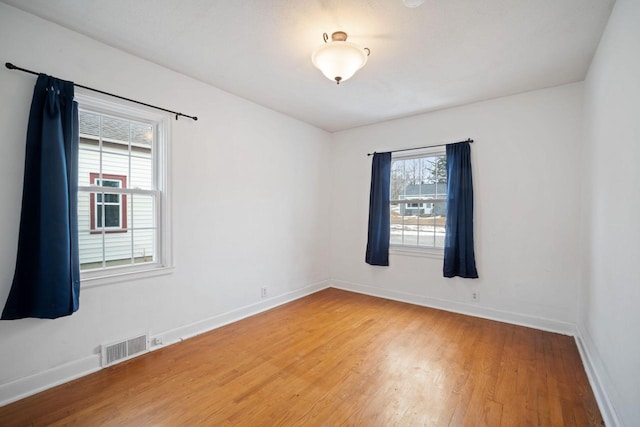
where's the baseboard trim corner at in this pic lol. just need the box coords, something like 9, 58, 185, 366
330, 280, 575, 336
574, 324, 621, 427
158, 280, 330, 346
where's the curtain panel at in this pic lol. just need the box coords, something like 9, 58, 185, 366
2, 74, 80, 319
443, 141, 478, 278
365, 152, 392, 266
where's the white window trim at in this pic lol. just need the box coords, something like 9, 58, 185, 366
392, 145, 445, 160
391, 146, 447, 255
76, 92, 173, 287
81, 265, 176, 289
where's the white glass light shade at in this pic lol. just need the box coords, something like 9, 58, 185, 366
312, 40, 369, 84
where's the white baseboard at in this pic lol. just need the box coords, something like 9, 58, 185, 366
154, 280, 330, 347
331, 279, 576, 335
0, 279, 330, 408
0, 354, 101, 407
575, 324, 621, 427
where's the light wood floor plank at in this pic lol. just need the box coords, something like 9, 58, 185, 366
0, 288, 603, 426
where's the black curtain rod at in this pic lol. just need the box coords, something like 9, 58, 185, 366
5, 62, 198, 121
366, 138, 473, 156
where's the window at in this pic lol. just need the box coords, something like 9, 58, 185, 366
390, 149, 447, 250
77, 95, 171, 281
90, 174, 127, 231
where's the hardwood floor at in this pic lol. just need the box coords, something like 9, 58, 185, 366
0, 288, 602, 426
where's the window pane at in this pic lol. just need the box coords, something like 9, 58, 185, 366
104, 232, 133, 267
417, 215, 435, 247
422, 157, 432, 183
435, 155, 447, 184
131, 122, 153, 151
78, 147, 98, 186
79, 110, 101, 138
102, 151, 129, 177
96, 203, 121, 229
104, 205, 120, 228
390, 202, 403, 245
401, 216, 418, 246
78, 192, 100, 270
434, 201, 447, 248
129, 156, 153, 190
103, 193, 119, 203
101, 180, 120, 188
391, 160, 404, 200
132, 229, 155, 264
129, 194, 155, 229
101, 115, 131, 154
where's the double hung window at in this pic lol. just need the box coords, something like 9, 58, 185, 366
77, 95, 171, 281
390, 149, 447, 250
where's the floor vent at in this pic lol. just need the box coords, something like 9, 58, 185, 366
101, 333, 149, 367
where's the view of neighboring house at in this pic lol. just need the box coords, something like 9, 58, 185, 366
77, 111, 155, 270
398, 183, 447, 216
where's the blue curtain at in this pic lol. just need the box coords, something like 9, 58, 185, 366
2, 74, 80, 320
365, 152, 391, 266
443, 141, 478, 278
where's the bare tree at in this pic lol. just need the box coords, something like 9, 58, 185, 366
390, 163, 404, 200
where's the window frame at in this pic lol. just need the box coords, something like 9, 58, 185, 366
90, 173, 127, 233
389, 146, 447, 258
76, 93, 173, 286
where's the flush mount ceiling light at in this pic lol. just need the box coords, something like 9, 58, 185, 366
311, 31, 370, 85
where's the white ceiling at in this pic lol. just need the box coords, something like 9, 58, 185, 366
2, 0, 614, 132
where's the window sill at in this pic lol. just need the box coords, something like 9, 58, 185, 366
81, 264, 175, 288
389, 245, 443, 260
89, 229, 127, 234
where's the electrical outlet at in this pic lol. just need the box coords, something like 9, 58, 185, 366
153, 337, 163, 346
471, 291, 479, 302
261, 287, 268, 298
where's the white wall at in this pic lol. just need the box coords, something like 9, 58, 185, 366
330, 83, 584, 333
580, 0, 640, 425
0, 3, 332, 404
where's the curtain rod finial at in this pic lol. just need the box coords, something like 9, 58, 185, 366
5, 62, 16, 70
